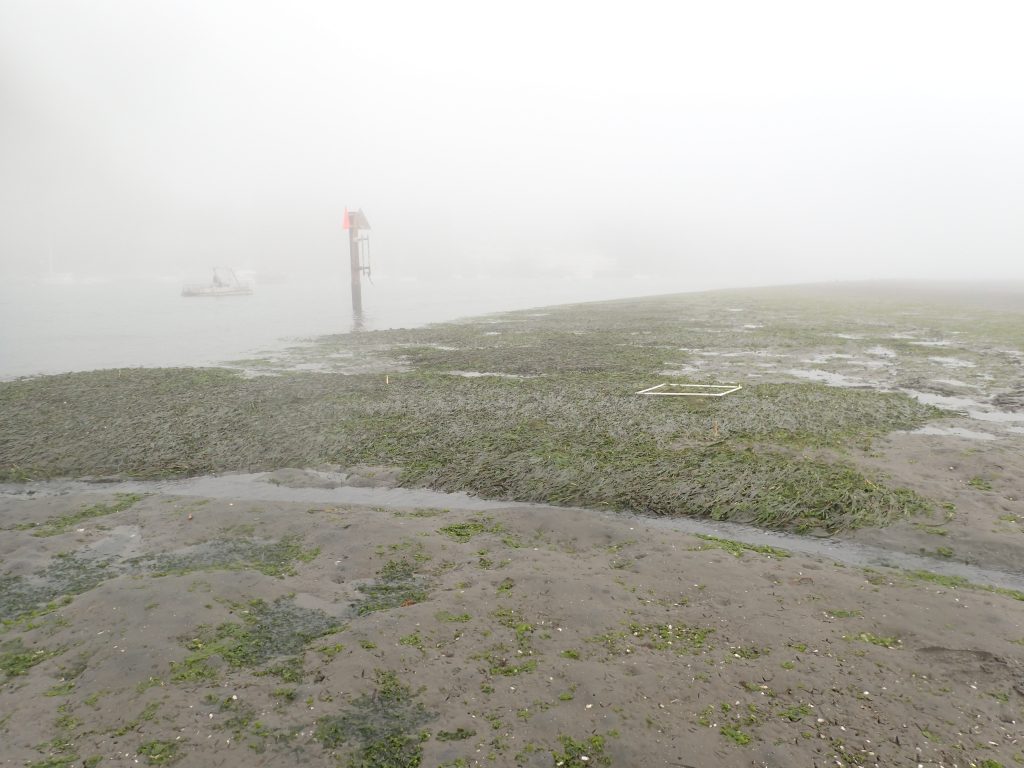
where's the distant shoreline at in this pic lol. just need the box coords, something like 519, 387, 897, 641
4, 278, 1022, 381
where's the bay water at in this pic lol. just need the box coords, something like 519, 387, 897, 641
0, 269, 672, 379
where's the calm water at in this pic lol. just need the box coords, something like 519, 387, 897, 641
0, 270, 673, 379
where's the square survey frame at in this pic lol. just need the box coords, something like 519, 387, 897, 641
636, 383, 742, 397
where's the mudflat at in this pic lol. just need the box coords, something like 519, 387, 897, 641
2, 486, 1023, 768
1, 281, 1022, 767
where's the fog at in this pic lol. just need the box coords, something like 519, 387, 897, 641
2, 1, 1023, 290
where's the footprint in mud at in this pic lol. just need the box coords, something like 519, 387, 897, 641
915, 645, 1019, 686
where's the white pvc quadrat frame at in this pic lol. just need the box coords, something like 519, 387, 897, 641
636, 382, 742, 397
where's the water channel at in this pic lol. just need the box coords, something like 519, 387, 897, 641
5, 471, 1024, 593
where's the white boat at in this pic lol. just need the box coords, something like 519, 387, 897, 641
181, 268, 254, 297
40, 245, 75, 285
40, 270, 75, 286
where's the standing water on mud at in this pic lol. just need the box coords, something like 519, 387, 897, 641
5, 471, 1024, 593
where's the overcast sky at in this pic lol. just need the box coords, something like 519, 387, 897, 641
2, 0, 1023, 289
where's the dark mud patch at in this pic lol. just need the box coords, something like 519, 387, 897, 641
1, 533, 320, 624
351, 557, 431, 616
314, 669, 435, 765
171, 595, 344, 683
1, 551, 118, 625
14, 493, 145, 537
131, 533, 319, 578
0, 637, 64, 678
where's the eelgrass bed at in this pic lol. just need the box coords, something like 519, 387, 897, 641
5, 284, 992, 533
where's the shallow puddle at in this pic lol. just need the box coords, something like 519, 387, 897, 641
903, 390, 1024, 423
659, 366, 703, 376
906, 426, 998, 441
642, 515, 1024, 593
928, 356, 976, 368
447, 370, 533, 379
785, 369, 868, 388
109, 472, 514, 511
930, 378, 977, 389
802, 353, 856, 363
972, 410, 1024, 423
865, 345, 896, 357
5, 472, 1024, 592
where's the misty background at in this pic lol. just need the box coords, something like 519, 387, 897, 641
2, 1, 1023, 376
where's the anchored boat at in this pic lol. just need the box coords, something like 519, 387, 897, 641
181, 268, 254, 297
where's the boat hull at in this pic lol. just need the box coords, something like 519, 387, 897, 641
181, 285, 253, 297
